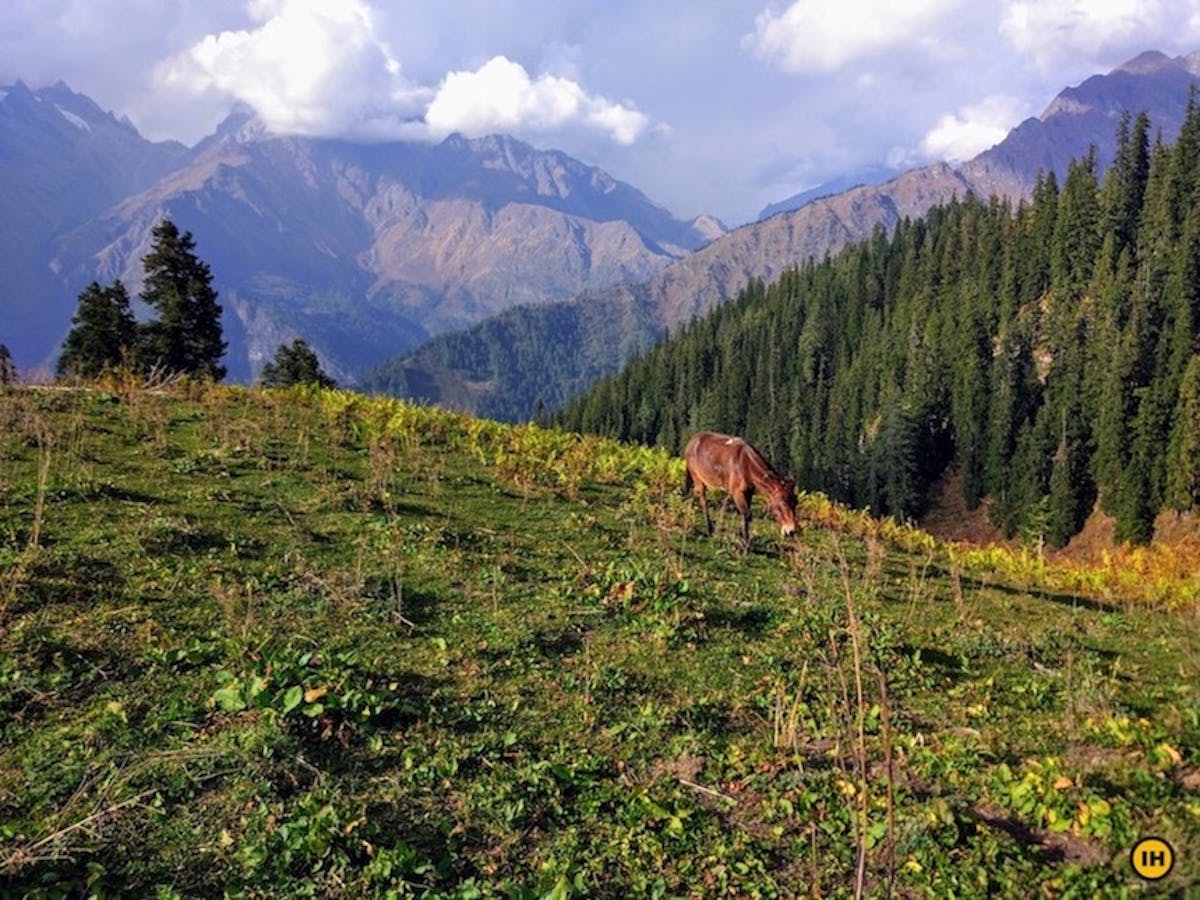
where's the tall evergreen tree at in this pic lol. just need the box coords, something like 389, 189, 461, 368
1164, 354, 1200, 511
139, 220, 226, 380
57, 280, 138, 378
0, 342, 16, 385
1019, 173, 1058, 301
1050, 151, 1101, 301
260, 338, 337, 389
1100, 111, 1151, 262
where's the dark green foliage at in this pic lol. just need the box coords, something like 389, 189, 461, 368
57, 280, 137, 378
139, 220, 226, 380
1100, 111, 1150, 262
260, 338, 336, 388
1165, 354, 1200, 511
57, 220, 227, 384
1050, 151, 1100, 300
0, 342, 15, 384
560, 111, 1200, 544
361, 295, 662, 422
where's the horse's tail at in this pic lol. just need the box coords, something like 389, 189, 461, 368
682, 466, 694, 498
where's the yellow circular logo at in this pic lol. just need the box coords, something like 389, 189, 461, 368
1130, 837, 1174, 880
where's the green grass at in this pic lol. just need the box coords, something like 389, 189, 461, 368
1, 384, 1197, 898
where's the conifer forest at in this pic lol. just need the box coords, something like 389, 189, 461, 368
559, 107, 1200, 547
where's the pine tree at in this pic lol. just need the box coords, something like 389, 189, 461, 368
57, 280, 138, 378
1164, 354, 1200, 510
951, 281, 990, 508
1100, 111, 1151, 262
139, 220, 226, 380
1050, 151, 1101, 301
1019, 172, 1058, 301
1114, 388, 1161, 544
0, 342, 16, 385
260, 338, 337, 388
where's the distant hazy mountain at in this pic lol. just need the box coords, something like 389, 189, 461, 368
757, 164, 900, 221
365, 49, 1200, 420
0, 89, 722, 380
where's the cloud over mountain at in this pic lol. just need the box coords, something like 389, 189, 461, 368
6, 1, 1200, 223
921, 95, 1028, 162
1001, 0, 1200, 70
159, 0, 650, 146
425, 56, 648, 145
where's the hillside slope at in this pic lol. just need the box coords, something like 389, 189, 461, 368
368, 50, 1200, 420
557, 94, 1200, 549
1, 385, 1197, 895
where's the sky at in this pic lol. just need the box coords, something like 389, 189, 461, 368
4, 0, 1200, 225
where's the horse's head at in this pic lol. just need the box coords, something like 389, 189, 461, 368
768, 476, 799, 537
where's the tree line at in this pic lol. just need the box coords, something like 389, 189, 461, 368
558, 105, 1200, 546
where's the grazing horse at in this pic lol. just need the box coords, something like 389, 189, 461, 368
683, 431, 798, 549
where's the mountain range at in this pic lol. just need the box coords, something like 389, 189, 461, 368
2, 50, 1198, 403
362, 50, 1200, 419
0, 87, 719, 381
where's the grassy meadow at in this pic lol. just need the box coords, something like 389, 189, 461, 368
1, 383, 1198, 897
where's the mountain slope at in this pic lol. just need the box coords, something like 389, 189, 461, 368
0, 81, 188, 368
2, 93, 721, 380
757, 163, 900, 221
367, 50, 1200, 420
3, 385, 1195, 895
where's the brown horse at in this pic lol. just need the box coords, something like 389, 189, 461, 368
683, 431, 798, 549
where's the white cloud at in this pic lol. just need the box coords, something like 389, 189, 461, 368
744, 0, 964, 72
424, 55, 648, 145
1001, 0, 1200, 69
157, 2, 649, 146
921, 95, 1027, 162
160, 0, 429, 139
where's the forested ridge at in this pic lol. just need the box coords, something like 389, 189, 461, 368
558, 106, 1200, 546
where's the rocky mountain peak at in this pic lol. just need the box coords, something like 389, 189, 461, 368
689, 214, 728, 242
1115, 49, 1178, 75
212, 103, 263, 141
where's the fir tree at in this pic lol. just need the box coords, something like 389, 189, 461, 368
1115, 388, 1162, 544
57, 280, 138, 378
1100, 111, 1151, 261
1164, 354, 1200, 511
139, 220, 226, 380
1050, 151, 1101, 301
260, 338, 337, 389
0, 342, 16, 385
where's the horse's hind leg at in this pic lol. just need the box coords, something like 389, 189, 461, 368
698, 485, 713, 535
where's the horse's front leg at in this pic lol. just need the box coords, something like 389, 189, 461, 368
734, 491, 752, 550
